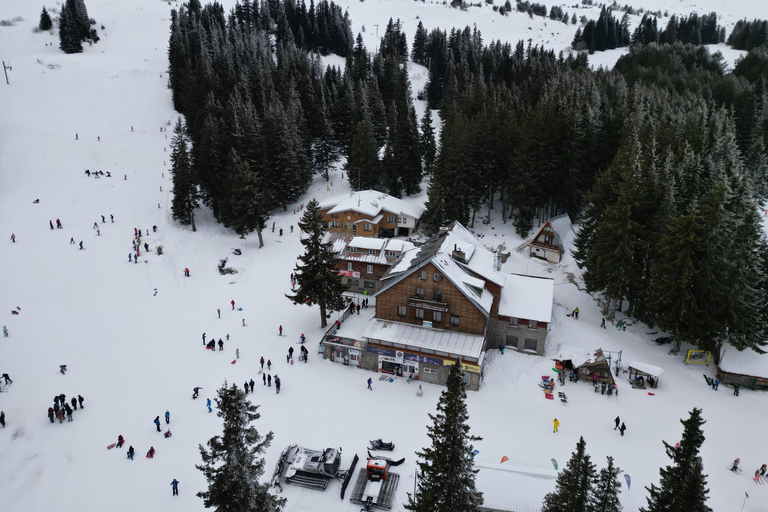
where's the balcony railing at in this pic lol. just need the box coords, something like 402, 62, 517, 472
408, 297, 449, 312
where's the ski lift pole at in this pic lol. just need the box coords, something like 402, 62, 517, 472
742, 491, 748, 510
2, 61, 11, 85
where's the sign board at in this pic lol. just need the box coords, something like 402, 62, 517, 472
422, 320, 433, 328
403, 352, 444, 366
366, 345, 396, 357
339, 270, 361, 278
444, 360, 482, 373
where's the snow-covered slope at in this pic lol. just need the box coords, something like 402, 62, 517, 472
2, 1, 768, 511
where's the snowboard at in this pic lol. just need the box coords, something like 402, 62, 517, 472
107, 443, 116, 450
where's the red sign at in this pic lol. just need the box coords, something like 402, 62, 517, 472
339, 270, 361, 278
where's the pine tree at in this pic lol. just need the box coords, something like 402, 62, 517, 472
541, 437, 597, 512
642, 408, 711, 512
592, 456, 623, 512
286, 199, 348, 328
222, 148, 266, 246
197, 382, 285, 512
405, 361, 483, 512
169, 118, 199, 230
39, 6, 53, 31
419, 108, 437, 175
345, 118, 380, 191
59, 0, 92, 53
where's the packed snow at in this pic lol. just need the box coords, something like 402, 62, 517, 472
2, 0, 768, 511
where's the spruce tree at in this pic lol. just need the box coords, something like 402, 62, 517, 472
222, 149, 266, 247
286, 199, 348, 328
405, 361, 482, 512
59, 0, 92, 53
419, 108, 437, 175
541, 437, 597, 512
169, 118, 199, 230
642, 408, 711, 512
197, 382, 285, 512
592, 456, 623, 512
39, 6, 53, 31
345, 118, 380, 191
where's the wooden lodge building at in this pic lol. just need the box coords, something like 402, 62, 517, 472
320, 221, 554, 391
330, 236, 415, 294
317, 190, 425, 239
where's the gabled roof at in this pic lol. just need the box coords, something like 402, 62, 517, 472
362, 319, 485, 360
376, 227, 494, 316
318, 190, 425, 219
499, 274, 554, 323
331, 237, 415, 265
441, 221, 505, 286
530, 217, 565, 252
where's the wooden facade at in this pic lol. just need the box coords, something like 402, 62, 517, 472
320, 208, 401, 238
375, 262, 487, 336
529, 219, 564, 263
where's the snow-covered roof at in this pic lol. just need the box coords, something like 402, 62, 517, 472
362, 319, 485, 360
348, 237, 386, 251
442, 222, 505, 286
474, 463, 557, 512
385, 239, 408, 252
318, 190, 425, 219
718, 347, 768, 377
628, 362, 665, 378
498, 274, 555, 323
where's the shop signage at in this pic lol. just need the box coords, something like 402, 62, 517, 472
367, 345, 396, 357
325, 336, 361, 347
444, 359, 482, 373
339, 270, 361, 278
403, 352, 443, 366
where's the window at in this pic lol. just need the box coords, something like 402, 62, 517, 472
433, 273, 440, 282
369, 249, 377, 255
364, 281, 376, 290
433, 289, 443, 301
433, 311, 442, 323
331, 214, 339, 218
524, 339, 538, 351
529, 320, 538, 329
450, 315, 460, 326
347, 262, 353, 271
366, 264, 374, 274
415, 287, 425, 299
506, 335, 518, 346
415, 308, 424, 319
397, 306, 407, 317
387, 250, 399, 257
342, 222, 350, 230
331, 221, 339, 228
510, 317, 519, 327
398, 217, 402, 223
363, 223, 372, 232
349, 279, 359, 287
387, 216, 396, 223
420, 271, 426, 280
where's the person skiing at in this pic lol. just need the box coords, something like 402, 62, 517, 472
249, 379, 255, 393
171, 479, 179, 496
127, 446, 135, 460
760, 464, 767, 476
78, 395, 84, 408
146, 446, 155, 459
231, 300, 235, 310
619, 422, 627, 436
279, 228, 283, 236
553, 418, 560, 433
755, 469, 761, 482
165, 410, 170, 424
206, 398, 212, 413
731, 458, 741, 472
300, 333, 305, 343
367, 378, 373, 390
279, 325, 283, 336
2, 373, 12, 385
154, 416, 161, 432
192, 387, 202, 399
275, 375, 281, 394
268, 374, 272, 387
117, 435, 125, 448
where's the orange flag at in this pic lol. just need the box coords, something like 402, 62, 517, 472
500, 456, 509, 463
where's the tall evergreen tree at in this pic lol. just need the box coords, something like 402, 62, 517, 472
197, 382, 285, 512
59, 0, 92, 53
345, 118, 380, 191
222, 149, 266, 247
405, 361, 483, 512
641, 408, 711, 512
541, 437, 597, 512
169, 118, 199, 230
39, 6, 53, 31
419, 108, 437, 175
592, 456, 623, 512
286, 199, 348, 328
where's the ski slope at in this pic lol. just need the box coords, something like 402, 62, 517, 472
1, 0, 768, 511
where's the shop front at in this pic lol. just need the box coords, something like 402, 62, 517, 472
323, 336, 365, 366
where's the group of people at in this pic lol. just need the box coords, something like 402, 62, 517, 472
613, 416, 627, 436
202, 332, 228, 351
47, 393, 84, 424
730, 459, 768, 482
348, 299, 370, 315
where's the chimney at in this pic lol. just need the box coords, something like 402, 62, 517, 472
452, 245, 466, 264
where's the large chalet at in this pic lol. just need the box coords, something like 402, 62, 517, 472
331, 236, 415, 294
317, 190, 425, 238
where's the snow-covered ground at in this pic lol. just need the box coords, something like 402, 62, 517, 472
2, 1, 768, 511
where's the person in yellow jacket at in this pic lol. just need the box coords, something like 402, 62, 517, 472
553, 418, 560, 433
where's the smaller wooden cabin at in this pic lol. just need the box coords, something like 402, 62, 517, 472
628, 362, 664, 389
576, 349, 615, 385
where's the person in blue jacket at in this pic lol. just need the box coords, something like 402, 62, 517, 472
207, 398, 212, 413
171, 479, 179, 496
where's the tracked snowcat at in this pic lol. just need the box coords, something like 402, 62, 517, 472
271, 444, 358, 493
348, 452, 404, 510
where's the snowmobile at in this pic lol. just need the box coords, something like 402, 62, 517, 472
271, 444, 358, 492
368, 439, 395, 451
349, 453, 404, 510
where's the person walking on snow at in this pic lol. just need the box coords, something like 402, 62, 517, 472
260, 356, 265, 370
249, 379, 255, 393
601, 318, 606, 328
263, 374, 266, 386
154, 416, 161, 432
10, 233, 15, 243
218, 339, 223, 351
217, 309, 220, 318
236, 348, 239, 359
619, 422, 626, 436
553, 418, 560, 433
267, 359, 272, 370
614, 416, 620, 430
731, 458, 741, 472
71, 396, 78, 410
573, 307, 579, 319
78, 395, 84, 408
231, 300, 235, 310
714, 378, 720, 390
50, 220, 54, 230
117, 435, 125, 448
275, 376, 281, 394
202, 333, 206, 345
0, 411, 5, 427
79, 241, 84, 250
56, 219, 62, 229
207, 399, 212, 413
267, 374, 272, 387
165, 411, 170, 424
288, 346, 294, 361
367, 378, 373, 390
171, 479, 179, 496
279, 325, 283, 336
